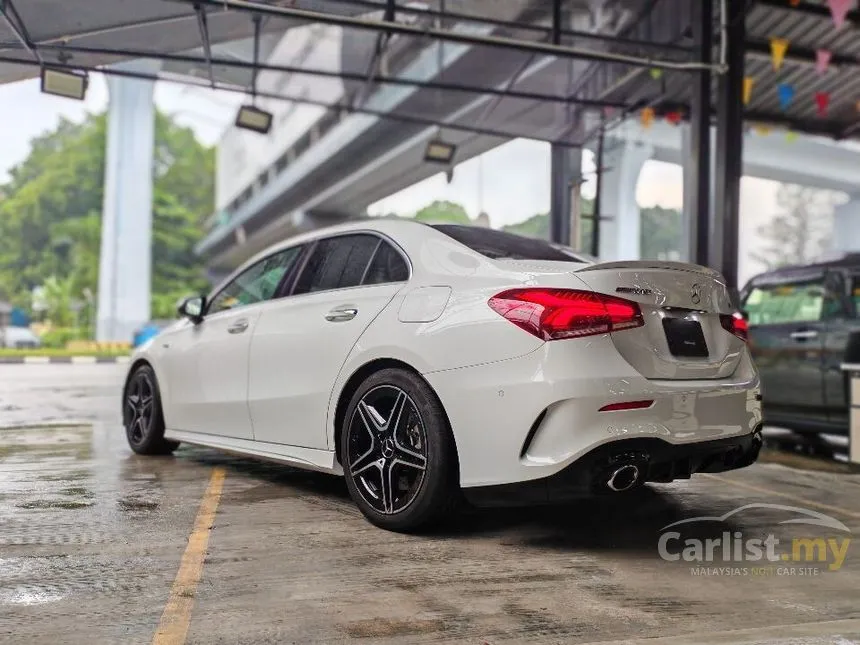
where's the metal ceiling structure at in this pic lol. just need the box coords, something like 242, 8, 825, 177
0, 0, 858, 144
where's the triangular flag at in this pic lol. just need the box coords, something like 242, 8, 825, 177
789, 0, 800, 5
785, 131, 799, 143
816, 49, 832, 74
777, 83, 795, 110
754, 125, 771, 136
665, 111, 683, 126
770, 38, 790, 71
815, 91, 830, 117
641, 107, 655, 129
650, 68, 663, 80
743, 77, 755, 105
828, 0, 852, 28
856, 99, 860, 112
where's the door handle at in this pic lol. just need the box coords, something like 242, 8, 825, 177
228, 319, 249, 334
790, 330, 818, 341
325, 307, 358, 322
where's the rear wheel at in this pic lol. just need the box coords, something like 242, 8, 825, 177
124, 365, 178, 455
341, 368, 458, 532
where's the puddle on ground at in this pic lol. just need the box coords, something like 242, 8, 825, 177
0, 586, 65, 606
16, 499, 94, 510
116, 497, 159, 512
0, 425, 93, 462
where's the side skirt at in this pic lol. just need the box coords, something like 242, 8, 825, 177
164, 429, 344, 476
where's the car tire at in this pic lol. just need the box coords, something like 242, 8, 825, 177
123, 365, 179, 456
341, 368, 459, 532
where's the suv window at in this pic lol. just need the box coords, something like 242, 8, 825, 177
364, 241, 409, 285
208, 246, 302, 314
293, 234, 380, 295
432, 224, 576, 262
743, 279, 826, 325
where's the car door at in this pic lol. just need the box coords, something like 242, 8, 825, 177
162, 245, 304, 439
823, 271, 860, 427
743, 270, 826, 424
248, 233, 410, 449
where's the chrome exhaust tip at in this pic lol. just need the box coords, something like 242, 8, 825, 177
606, 463, 640, 492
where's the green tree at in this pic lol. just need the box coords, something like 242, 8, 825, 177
0, 110, 214, 328
414, 200, 471, 224
751, 184, 837, 270
641, 206, 683, 260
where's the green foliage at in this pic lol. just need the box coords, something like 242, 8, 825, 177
0, 110, 215, 331
414, 200, 471, 224
40, 327, 89, 349
640, 206, 683, 260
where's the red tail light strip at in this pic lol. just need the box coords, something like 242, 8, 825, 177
599, 400, 655, 412
488, 288, 644, 341
720, 312, 748, 342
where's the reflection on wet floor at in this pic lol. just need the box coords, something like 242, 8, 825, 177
2, 367, 860, 644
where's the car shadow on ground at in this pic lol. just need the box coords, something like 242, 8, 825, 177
177, 446, 744, 555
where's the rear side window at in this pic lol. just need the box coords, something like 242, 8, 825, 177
293, 234, 380, 295
364, 241, 409, 285
432, 224, 575, 262
742, 280, 825, 325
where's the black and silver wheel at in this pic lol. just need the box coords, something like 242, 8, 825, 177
123, 365, 178, 455
342, 368, 458, 531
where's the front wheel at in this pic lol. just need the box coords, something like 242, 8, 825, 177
341, 368, 459, 532
123, 365, 179, 455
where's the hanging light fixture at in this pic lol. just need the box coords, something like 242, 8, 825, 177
40, 67, 88, 101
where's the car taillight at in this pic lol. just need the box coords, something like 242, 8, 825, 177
720, 312, 748, 342
488, 288, 644, 341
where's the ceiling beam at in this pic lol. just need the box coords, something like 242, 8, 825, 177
754, 0, 860, 27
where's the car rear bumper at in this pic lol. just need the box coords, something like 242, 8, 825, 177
462, 429, 763, 507
423, 335, 762, 488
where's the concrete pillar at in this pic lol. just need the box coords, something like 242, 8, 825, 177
832, 195, 860, 253
549, 145, 583, 246
680, 124, 716, 263
597, 139, 653, 261
96, 60, 160, 341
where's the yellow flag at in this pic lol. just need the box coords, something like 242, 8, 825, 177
743, 77, 755, 105
640, 107, 655, 129
754, 124, 772, 136
785, 131, 799, 143
770, 38, 789, 71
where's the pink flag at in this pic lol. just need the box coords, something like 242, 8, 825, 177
816, 49, 832, 74
827, 0, 852, 29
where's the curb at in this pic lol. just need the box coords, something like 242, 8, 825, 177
0, 356, 131, 364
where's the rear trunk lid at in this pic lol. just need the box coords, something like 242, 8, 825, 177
496, 259, 743, 380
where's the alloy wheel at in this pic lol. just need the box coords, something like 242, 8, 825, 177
126, 371, 155, 446
346, 385, 428, 515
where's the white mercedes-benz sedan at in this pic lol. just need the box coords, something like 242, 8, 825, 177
123, 219, 763, 531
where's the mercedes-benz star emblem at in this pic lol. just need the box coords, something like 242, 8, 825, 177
690, 283, 702, 305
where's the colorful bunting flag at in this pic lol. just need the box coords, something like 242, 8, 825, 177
827, 0, 852, 29
816, 49, 832, 75
770, 38, 790, 71
743, 77, 755, 105
650, 68, 663, 80
665, 111, 683, 126
777, 83, 795, 111
754, 124, 772, 136
815, 91, 830, 117
856, 99, 860, 112
640, 107, 655, 129
789, 0, 800, 5
785, 131, 799, 143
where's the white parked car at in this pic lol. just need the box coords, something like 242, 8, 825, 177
2, 326, 41, 349
123, 220, 762, 531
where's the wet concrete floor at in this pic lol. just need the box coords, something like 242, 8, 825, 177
1, 364, 859, 644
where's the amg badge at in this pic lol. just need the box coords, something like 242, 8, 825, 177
615, 287, 653, 296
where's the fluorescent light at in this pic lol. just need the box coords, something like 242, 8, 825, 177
424, 139, 456, 164
40, 67, 88, 101
235, 105, 273, 134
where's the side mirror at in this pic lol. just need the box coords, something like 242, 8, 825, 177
178, 295, 205, 324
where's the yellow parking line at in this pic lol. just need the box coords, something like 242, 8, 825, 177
153, 467, 226, 645
702, 473, 860, 521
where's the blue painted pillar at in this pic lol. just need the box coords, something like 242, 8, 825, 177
96, 61, 160, 341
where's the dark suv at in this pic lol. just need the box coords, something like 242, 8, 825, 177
741, 254, 860, 435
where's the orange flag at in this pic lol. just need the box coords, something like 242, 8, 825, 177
770, 38, 790, 71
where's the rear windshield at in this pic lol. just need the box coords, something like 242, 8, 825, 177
431, 224, 577, 262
